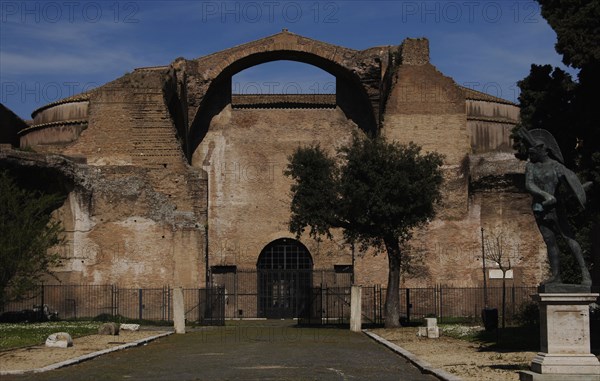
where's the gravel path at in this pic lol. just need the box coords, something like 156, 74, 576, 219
0, 330, 168, 374
373, 327, 536, 381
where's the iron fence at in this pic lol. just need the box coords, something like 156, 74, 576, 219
1, 282, 541, 325
392, 285, 539, 324
210, 268, 352, 319
298, 285, 384, 326
0, 284, 225, 325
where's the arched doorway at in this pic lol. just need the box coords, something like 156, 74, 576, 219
257, 238, 313, 319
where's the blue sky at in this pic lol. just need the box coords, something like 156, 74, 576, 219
0, 0, 577, 120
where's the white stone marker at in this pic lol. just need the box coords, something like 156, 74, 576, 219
45, 332, 73, 348
425, 317, 440, 339
120, 323, 140, 331
173, 286, 186, 334
417, 318, 440, 338
520, 293, 600, 381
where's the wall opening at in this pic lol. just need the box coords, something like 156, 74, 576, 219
232, 61, 336, 109
256, 238, 313, 318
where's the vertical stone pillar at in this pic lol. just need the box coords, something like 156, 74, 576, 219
173, 287, 186, 334
350, 286, 362, 332
520, 293, 600, 381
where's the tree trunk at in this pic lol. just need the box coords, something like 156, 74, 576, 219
384, 237, 402, 328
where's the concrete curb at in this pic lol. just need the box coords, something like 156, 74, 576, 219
0, 331, 173, 375
363, 330, 463, 381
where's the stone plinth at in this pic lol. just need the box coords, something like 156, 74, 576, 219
173, 287, 186, 334
350, 286, 362, 332
520, 293, 600, 381
418, 317, 440, 338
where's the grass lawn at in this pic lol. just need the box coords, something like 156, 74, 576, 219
0, 321, 101, 350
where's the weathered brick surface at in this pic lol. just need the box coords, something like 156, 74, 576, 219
4, 33, 549, 289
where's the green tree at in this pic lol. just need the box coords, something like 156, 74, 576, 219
0, 170, 64, 307
286, 134, 444, 327
516, 1, 600, 284
538, 0, 600, 70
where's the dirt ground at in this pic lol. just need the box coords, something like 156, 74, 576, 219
374, 327, 537, 381
0, 330, 166, 373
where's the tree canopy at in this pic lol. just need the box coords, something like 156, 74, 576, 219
0, 170, 64, 306
516, 1, 600, 284
286, 134, 444, 327
538, 0, 600, 69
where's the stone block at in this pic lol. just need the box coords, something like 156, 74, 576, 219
173, 286, 185, 334
427, 327, 440, 339
425, 317, 437, 328
425, 318, 439, 338
98, 322, 120, 335
45, 332, 73, 348
526, 293, 600, 377
120, 323, 140, 331
350, 286, 362, 332
417, 319, 439, 338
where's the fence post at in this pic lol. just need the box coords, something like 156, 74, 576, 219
511, 285, 516, 321
138, 289, 143, 321
167, 286, 170, 321
160, 286, 167, 321
439, 284, 444, 323
198, 288, 202, 323
40, 283, 45, 311
378, 285, 383, 325
406, 288, 411, 324
350, 285, 362, 332
112, 284, 119, 316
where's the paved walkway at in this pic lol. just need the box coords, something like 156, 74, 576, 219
3, 321, 438, 381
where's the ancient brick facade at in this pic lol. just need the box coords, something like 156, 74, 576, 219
1, 31, 545, 290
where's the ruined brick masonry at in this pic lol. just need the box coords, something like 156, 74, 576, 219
0, 31, 545, 289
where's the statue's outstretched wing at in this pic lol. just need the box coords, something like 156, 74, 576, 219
562, 166, 587, 208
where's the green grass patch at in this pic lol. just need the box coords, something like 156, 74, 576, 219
0, 321, 101, 350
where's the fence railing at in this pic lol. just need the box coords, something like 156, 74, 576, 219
210, 268, 352, 319
298, 285, 384, 326
392, 286, 539, 324
1, 283, 540, 325
0, 285, 225, 325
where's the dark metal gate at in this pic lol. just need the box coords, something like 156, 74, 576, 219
298, 286, 384, 327
257, 238, 313, 319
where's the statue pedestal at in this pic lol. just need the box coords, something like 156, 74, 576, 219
520, 293, 600, 381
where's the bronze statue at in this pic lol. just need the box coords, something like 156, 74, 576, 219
517, 128, 592, 288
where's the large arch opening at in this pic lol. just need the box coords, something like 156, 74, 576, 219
188, 50, 377, 159
257, 238, 313, 319
232, 60, 336, 95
